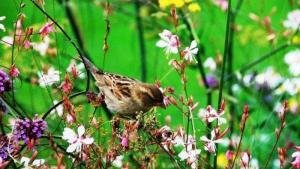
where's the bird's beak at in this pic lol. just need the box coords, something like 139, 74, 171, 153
157, 102, 166, 109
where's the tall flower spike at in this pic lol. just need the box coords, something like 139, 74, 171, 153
13, 117, 47, 148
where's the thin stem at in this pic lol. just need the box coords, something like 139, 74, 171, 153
263, 126, 283, 169
214, 0, 232, 168
239, 43, 289, 74
134, 0, 147, 82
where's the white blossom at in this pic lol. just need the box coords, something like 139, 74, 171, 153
38, 67, 60, 87
283, 9, 300, 30
284, 50, 300, 76
183, 40, 198, 62
203, 57, 217, 71
156, 29, 180, 54
62, 125, 94, 153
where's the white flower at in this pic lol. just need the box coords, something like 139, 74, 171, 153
255, 67, 283, 89
156, 29, 180, 54
283, 9, 300, 30
112, 155, 123, 168
198, 105, 226, 125
38, 67, 60, 87
67, 59, 86, 79
62, 125, 94, 153
183, 40, 198, 62
50, 100, 63, 117
0, 36, 13, 47
20, 157, 45, 169
200, 130, 224, 154
284, 50, 300, 76
203, 57, 216, 71
275, 78, 300, 95
178, 144, 200, 169
0, 16, 6, 32
31, 36, 50, 56
198, 105, 217, 123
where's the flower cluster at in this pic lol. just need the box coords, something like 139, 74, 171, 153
156, 29, 199, 63
158, 0, 201, 13
13, 118, 47, 146
0, 70, 11, 93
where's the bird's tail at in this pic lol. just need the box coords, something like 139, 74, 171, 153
81, 56, 104, 75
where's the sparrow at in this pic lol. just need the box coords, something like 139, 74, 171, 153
82, 57, 165, 117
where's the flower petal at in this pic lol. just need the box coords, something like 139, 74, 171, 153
62, 128, 77, 143
77, 125, 85, 137
82, 137, 94, 145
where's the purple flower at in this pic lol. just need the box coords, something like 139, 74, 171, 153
0, 135, 17, 162
0, 100, 7, 113
0, 70, 11, 93
205, 75, 219, 89
13, 117, 47, 146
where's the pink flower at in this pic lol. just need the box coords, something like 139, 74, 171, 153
182, 40, 198, 62
156, 29, 180, 54
60, 75, 73, 95
240, 152, 251, 168
9, 65, 19, 78
200, 130, 224, 154
23, 40, 31, 49
39, 22, 54, 37
213, 0, 228, 11
292, 150, 300, 169
120, 135, 129, 149
226, 150, 234, 160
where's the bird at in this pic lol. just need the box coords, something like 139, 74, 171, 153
82, 57, 165, 118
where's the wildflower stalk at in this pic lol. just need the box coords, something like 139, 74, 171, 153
263, 101, 288, 169
10, 0, 24, 107
227, 0, 244, 149
230, 105, 249, 169
215, 0, 232, 167
134, 0, 147, 82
